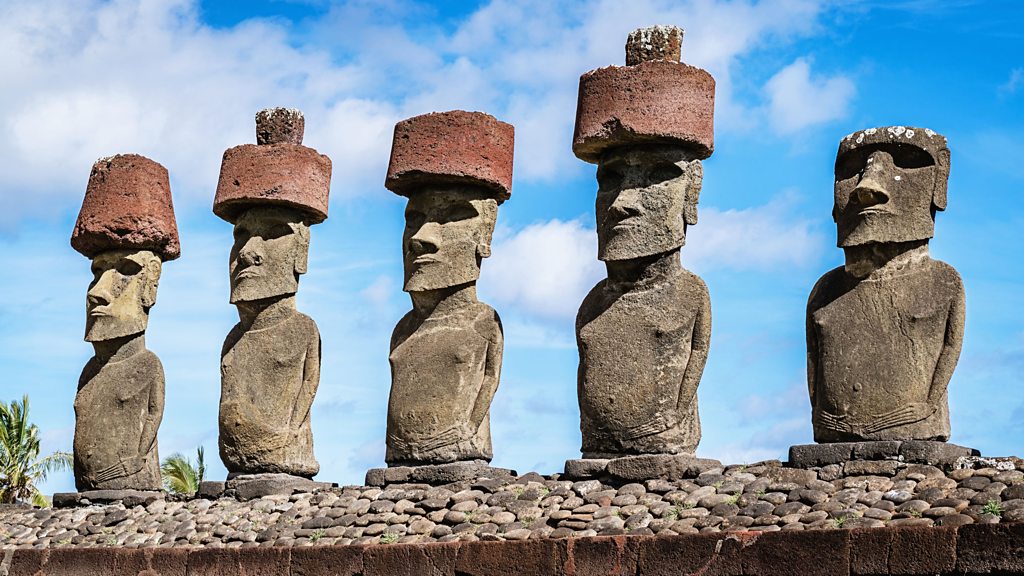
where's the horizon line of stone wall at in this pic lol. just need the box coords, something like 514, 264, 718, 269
2, 524, 1023, 575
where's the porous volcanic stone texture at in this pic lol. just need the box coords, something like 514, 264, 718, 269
625, 25, 683, 66
71, 154, 180, 261
213, 144, 331, 224
572, 61, 715, 162
384, 111, 514, 202
256, 107, 304, 145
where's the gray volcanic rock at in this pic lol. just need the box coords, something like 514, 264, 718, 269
808, 126, 964, 443
383, 111, 513, 466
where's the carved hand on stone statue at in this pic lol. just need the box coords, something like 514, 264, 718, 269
866, 403, 937, 434
625, 410, 681, 440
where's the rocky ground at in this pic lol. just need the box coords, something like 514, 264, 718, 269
3, 458, 1023, 550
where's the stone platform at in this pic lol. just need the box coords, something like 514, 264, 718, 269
365, 461, 517, 487
218, 473, 336, 500
563, 454, 723, 481
51, 490, 163, 509
788, 441, 981, 469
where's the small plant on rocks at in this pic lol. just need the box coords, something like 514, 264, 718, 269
682, 501, 696, 509
983, 500, 1004, 517
379, 532, 400, 544
509, 486, 526, 498
309, 529, 326, 543
831, 516, 847, 528
725, 494, 740, 505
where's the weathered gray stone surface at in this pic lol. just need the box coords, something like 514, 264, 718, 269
573, 29, 713, 459
789, 441, 980, 468
224, 474, 335, 501
5, 456, 1021, 549
384, 112, 512, 466
366, 462, 517, 487
71, 156, 177, 494
575, 148, 710, 458
215, 111, 329, 478
567, 455, 723, 481
53, 490, 163, 508
808, 127, 965, 443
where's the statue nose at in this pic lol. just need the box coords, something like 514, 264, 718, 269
852, 182, 890, 208
239, 238, 264, 266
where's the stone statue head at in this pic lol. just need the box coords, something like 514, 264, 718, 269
402, 185, 498, 293
833, 126, 950, 248
229, 205, 311, 304
595, 145, 703, 262
85, 249, 162, 342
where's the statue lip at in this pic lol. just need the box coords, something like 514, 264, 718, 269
233, 268, 260, 280
412, 254, 439, 264
87, 307, 110, 317
857, 206, 892, 216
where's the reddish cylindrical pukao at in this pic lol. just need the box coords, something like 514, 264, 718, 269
573, 26, 715, 163
385, 110, 514, 203
72, 154, 181, 261
213, 108, 332, 224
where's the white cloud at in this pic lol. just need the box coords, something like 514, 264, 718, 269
684, 191, 825, 272
999, 68, 1023, 95
764, 57, 855, 134
481, 219, 603, 320
0, 0, 839, 229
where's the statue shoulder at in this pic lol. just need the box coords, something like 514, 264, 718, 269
469, 301, 503, 344
808, 266, 847, 311
576, 279, 609, 327
675, 268, 710, 302
289, 310, 321, 337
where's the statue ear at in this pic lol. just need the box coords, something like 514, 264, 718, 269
932, 147, 951, 212
293, 224, 311, 275
140, 256, 162, 309
682, 161, 702, 226
475, 199, 498, 259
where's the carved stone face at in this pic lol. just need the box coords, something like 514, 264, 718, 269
595, 146, 702, 262
402, 186, 497, 293
834, 144, 943, 247
229, 206, 310, 304
85, 249, 161, 342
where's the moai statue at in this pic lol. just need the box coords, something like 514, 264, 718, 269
383, 111, 512, 468
214, 108, 331, 479
572, 26, 715, 460
71, 154, 179, 493
807, 127, 965, 443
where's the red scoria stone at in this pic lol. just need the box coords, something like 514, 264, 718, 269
71, 154, 181, 261
213, 143, 332, 224
572, 60, 715, 163
385, 110, 514, 203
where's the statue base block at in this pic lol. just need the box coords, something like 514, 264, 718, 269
224, 473, 335, 500
563, 454, 723, 481
366, 461, 517, 487
52, 490, 164, 508
788, 441, 980, 469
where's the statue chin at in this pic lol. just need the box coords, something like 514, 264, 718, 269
85, 318, 147, 343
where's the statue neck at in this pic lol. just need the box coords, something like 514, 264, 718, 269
843, 240, 929, 279
236, 295, 297, 330
605, 249, 682, 290
92, 333, 146, 364
409, 283, 477, 318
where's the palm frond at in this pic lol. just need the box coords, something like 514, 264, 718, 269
161, 453, 200, 495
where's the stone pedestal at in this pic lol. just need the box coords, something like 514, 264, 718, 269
563, 454, 722, 481
52, 490, 164, 508
223, 473, 335, 500
788, 441, 980, 469
365, 461, 517, 487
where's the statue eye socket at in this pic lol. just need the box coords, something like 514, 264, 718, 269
598, 167, 623, 191
835, 150, 867, 181
889, 146, 934, 169
115, 260, 142, 276
264, 223, 293, 240
648, 163, 683, 184
440, 204, 478, 224
405, 210, 426, 229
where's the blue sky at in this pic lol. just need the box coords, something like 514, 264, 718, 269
0, 0, 1021, 494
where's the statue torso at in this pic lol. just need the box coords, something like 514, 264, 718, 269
577, 266, 706, 455
73, 349, 163, 491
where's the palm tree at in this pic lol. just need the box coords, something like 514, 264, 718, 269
160, 446, 205, 496
0, 395, 73, 506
